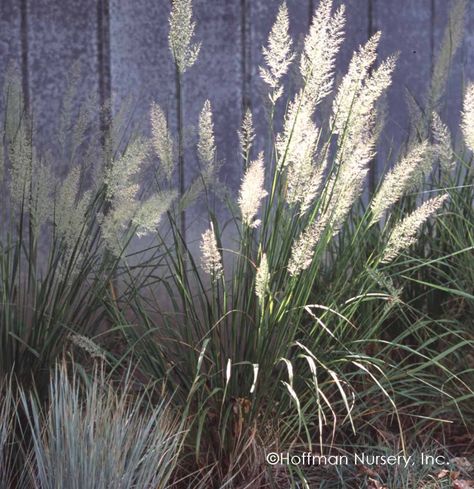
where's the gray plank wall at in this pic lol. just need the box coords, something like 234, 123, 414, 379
0, 0, 471, 241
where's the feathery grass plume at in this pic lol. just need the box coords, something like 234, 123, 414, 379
176, 102, 217, 210
432, 112, 454, 172
55, 166, 91, 249
326, 126, 375, 232
332, 31, 381, 134
341, 54, 397, 144
300, 0, 345, 109
238, 108, 255, 160
280, 102, 325, 213
133, 190, 177, 238
169, 0, 200, 74
370, 141, 430, 225
259, 2, 294, 104
238, 152, 268, 228
9, 123, 33, 209
198, 100, 216, 170
325, 54, 396, 232
200, 222, 223, 280
462, 82, 474, 152
429, 0, 466, 109
30, 161, 54, 230
105, 138, 148, 206
102, 138, 149, 251
69, 334, 106, 360
255, 253, 269, 302
382, 194, 448, 263
287, 214, 329, 276
150, 102, 174, 180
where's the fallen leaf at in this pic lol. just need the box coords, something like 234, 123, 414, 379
359, 465, 379, 478
367, 477, 387, 489
437, 469, 449, 479
451, 471, 461, 481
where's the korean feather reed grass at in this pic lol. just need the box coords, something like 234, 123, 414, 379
0, 67, 177, 392
0, 0, 472, 487
107, 0, 474, 486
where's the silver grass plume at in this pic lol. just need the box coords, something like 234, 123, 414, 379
326, 54, 396, 232
133, 190, 177, 238
238, 108, 255, 160
102, 138, 149, 251
55, 166, 91, 249
462, 83, 474, 152
279, 101, 325, 214
429, 0, 466, 109
238, 152, 268, 228
288, 214, 329, 277
169, 0, 200, 74
255, 253, 270, 302
332, 31, 381, 134
326, 126, 375, 232
370, 141, 430, 225
178, 101, 217, 210
340, 54, 397, 145
259, 2, 294, 104
30, 161, 54, 231
200, 222, 223, 280
198, 100, 216, 172
104, 138, 147, 206
150, 102, 174, 181
9, 123, 32, 208
382, 194, 448, 264
69, 334, 106, 360
300, 0, 345, 109
277, 2, 345, 210
432, 112, 454, 172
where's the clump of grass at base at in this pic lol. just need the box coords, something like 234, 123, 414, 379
0, 66, 176, 393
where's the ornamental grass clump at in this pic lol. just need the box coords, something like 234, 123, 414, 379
0, 67, 176, 391
0, 0, 472, 487
20, 366, 182, 489
112, 1, 474, 486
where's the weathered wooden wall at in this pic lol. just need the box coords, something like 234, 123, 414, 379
0, 0, 471, 238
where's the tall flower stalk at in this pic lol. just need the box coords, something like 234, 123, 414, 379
169, 0, 200, 241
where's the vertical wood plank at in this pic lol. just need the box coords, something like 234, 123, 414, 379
109, 0, 175, 131
433, 0, 471, 140
373, 0, 432, 166
27, 0, 100, 171
0, 0, 23, 104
